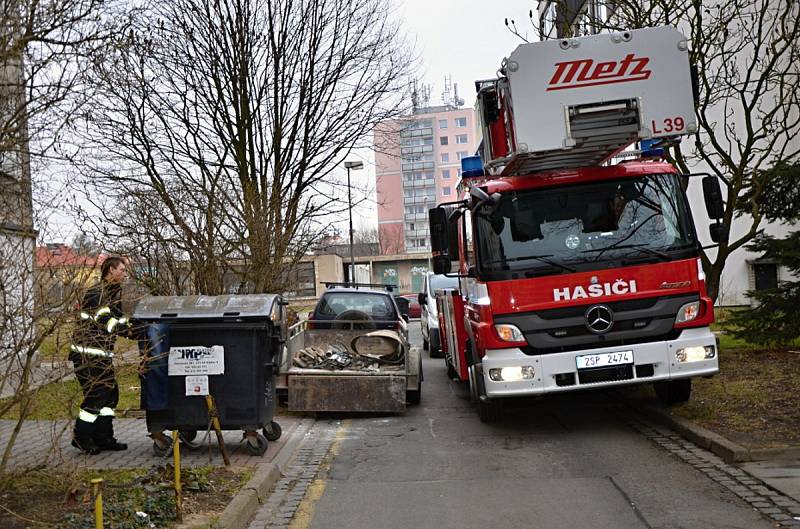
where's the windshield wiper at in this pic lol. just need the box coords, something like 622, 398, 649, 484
485, 254, 576, 273
582, 244, 670, 261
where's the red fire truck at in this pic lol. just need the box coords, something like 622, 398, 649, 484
431, 26, 728, 422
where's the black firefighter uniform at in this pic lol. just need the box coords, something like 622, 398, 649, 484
70, 282, 133, 452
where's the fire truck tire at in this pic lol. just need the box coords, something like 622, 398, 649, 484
477, 397, 501, 423
446, 359, 457, 380
654, 378, 692, 404
474, 370, 501, 422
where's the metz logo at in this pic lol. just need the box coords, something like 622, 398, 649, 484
547, 54, 652, 91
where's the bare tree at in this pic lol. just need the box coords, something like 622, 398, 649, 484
510, 0, 800, 301
1, 0, 124, 472
73, 0, 415, 295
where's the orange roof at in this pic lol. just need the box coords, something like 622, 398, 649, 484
36, 244, 101, 268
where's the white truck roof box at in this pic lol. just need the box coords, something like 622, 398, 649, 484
478, 26, 697, 174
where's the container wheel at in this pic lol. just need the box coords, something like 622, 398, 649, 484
179, 430, 201, 449
262, 421, 282, 442
152, 438, 171, 457
245, 433, 269, 456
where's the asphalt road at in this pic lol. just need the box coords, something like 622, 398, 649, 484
296, 324, 773, 529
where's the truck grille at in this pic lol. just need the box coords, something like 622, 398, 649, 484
494, 294, 698, 355
577, 364, 634, 384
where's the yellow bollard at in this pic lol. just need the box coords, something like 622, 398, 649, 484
90, 478, 104, 529
172, 430, 183, 522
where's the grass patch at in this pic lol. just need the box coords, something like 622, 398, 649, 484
0, 465, 250, 529
0, 363, 142, 420
627, 347, 800, 450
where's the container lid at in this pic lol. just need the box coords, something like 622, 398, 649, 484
133, 294, 281, 321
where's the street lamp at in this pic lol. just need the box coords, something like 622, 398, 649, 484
344, 160, 364, 284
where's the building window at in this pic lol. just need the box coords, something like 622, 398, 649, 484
407, 223, 415, 231
442, 186, 451, 196
440, 153, 449, 163
442, 169, 450, 179
455, 117, 467, 127
455, 134, 468, 144
457, 151, 468, 160
457, 168, 462, 177
439, 136, 449, 146
754, 262, 778, 291
438, 119, 448, 129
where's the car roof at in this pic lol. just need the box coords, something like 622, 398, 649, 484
323, 287, 392, 296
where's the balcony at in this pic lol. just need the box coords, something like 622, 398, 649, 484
405, 228, 429, 238
400, 127, 434, 139
404, 212, 428, 222
402, 178, 436, 188
404, 194, 435, 205
400, 144, 434, 155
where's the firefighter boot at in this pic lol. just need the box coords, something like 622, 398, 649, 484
94, 416, 128, 451
72, 417, 102, 455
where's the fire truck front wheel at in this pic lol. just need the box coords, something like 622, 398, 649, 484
654, 378, 692, 404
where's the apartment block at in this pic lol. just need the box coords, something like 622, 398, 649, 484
374, 106, 478, 254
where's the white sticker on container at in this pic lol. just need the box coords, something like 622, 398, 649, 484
168, 345, 225, 376
185, 375, 209, 396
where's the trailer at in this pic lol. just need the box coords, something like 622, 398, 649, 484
276, 320, 422, 412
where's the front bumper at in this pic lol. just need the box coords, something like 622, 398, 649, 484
481, 327, 718, 398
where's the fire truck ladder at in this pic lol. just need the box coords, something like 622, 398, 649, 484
500, 98, 641, 175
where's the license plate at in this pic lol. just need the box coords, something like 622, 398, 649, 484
576, 350, 633, 370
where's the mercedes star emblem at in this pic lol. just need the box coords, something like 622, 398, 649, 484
585, 304, 614, 334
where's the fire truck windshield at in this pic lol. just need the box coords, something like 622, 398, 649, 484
474, 173, 697, 277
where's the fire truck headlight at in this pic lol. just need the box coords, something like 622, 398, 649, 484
675, 301, 701, 324
495, 324, 525, 343
488, 366, 535, 382
675, 345, 715, 362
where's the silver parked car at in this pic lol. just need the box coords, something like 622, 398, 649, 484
418, 273, 459, 357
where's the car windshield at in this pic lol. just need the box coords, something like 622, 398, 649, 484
429, 274, 459, 292
317, 292, 396, 319
475, 173, 697, 277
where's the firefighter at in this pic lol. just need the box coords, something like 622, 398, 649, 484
70, 256, 133, 454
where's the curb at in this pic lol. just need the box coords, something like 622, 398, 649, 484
212, 417, 314, 529
633, 402, 800, 464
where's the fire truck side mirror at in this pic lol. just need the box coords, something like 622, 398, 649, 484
429, 207, 450, 254
701, 176, 725, 220
432, 255, 452, 275
709, 222, 729, 244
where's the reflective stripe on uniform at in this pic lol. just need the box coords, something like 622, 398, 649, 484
80, 311, 93, 320
70, 344, 114, 358
98, 407, 115, 417
95, 306, 112, 318
78, 409, 98, 423
106, 317, 119, 333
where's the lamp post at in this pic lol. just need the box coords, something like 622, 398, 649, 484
344, 160, 364, 283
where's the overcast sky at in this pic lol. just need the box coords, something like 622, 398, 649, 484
346, 0, 536, 233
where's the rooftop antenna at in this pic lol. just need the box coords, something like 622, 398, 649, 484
442, 75, 463, 108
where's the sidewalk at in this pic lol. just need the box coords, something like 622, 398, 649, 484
634, 402, 800, 516
0, 414, 301, 470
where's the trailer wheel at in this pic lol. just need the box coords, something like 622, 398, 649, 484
262, 421, 282, 442
245, 433, 269, 456
654, 378, 692, 404
423, 338, 429, 351
407, 358, 423, 405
